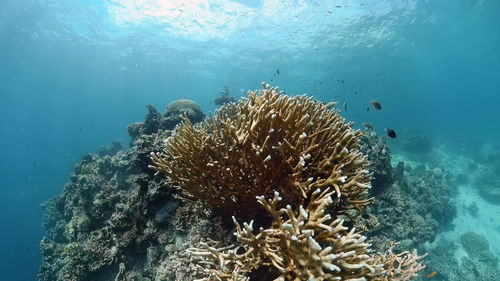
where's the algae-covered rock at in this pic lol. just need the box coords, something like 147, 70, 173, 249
460, 231, 498, 266
39, 104, 218, 281
360, 132, 393, 192
358, 133, 455, 252
127, 100, 205, 142
423, 233, 500, 281
164, 99, 205, 125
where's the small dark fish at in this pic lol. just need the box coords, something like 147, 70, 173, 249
370, 100, 382, 110
276, 69, 280, 75
385, 128, 396, 138
366, 106, 370, 111
343, 102, 347, 111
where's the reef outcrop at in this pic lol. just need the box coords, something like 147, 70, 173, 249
423, 233, 499, 281
128, 100, 205, 142
150, 83, 426, 280
39, 85, 442, 281
150, 83, 373, 223
356, 134, 455, 252
39, 102, 217, 281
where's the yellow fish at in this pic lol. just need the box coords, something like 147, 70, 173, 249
426, 271, 437, 278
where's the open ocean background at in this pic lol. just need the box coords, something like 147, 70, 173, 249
0, 0, 499, 280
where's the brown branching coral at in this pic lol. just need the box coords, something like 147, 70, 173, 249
373, 242, 427, 281
150, 83, 427, 280
188, 189, 385, 281
187, 190, 427, 281
150, 82, 372, 220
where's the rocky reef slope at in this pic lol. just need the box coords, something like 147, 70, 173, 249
40, 91, 464, 281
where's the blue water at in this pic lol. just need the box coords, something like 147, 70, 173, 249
0, 0, 499, 280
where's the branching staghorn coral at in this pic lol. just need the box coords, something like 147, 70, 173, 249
373, 242, 427, 281
150, 82, 372, 220
188, 190, 427, 281
188, 188, 385, 281
150, 83, 426, 280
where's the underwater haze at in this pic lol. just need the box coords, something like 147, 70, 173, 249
1, 0, 499, 280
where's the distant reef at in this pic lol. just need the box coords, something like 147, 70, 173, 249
40, 85, 468, 281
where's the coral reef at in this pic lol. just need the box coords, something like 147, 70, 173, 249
98, 140, 124, 157
151, 83, 426, 280
164, 99, 205, 124
375, 242, 426, 281
150, 83, 373, 223
460, 232, 498, 267
40, 86, 440, 281
421, 235, 499, 281
128, 102, 205, 142
189, 190, 385, 280
189, 190, 427, 281
39, 130, 173, 280
359, 133, 393, 193
39, 100, 217, 281
401, 165, 455, 230
357, 133, 455, 251
213, 85, 236, 106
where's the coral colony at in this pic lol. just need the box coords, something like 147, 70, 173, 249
150, 83, 426, 281
39, 83, 433, 281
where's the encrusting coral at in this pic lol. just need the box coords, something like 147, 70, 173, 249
150, 82, 372, 221
150, 83, 427, 280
